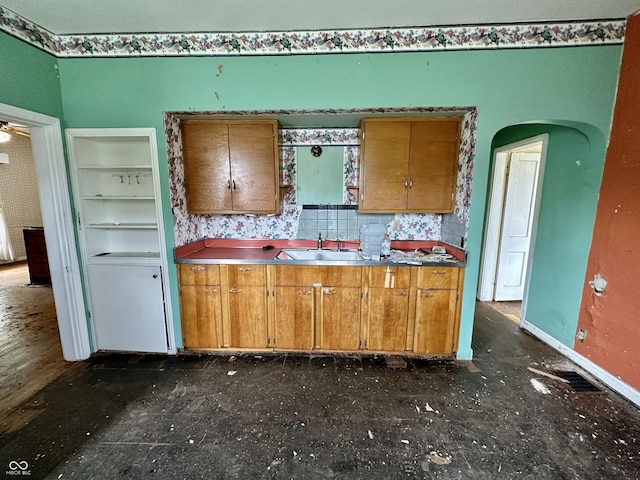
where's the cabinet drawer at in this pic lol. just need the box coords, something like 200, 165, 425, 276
366, 266, 410, 288
273, 265, 361, 287
414, 267, 459, 289
179, 264, 220, 286
226, 264, 266, 286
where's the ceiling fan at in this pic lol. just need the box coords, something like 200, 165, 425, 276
0, 121, 30, 142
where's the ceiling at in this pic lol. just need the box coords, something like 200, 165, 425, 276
1, 0, 639, 35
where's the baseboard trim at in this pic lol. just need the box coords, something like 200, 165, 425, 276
521, 320, 640, 408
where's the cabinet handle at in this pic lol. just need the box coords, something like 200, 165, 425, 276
207, 288, 219, 294
408, 178, 413, 189
432, 271, 446, 275
238, 267, 253, 272
404, 178, 409, 188
190, 266, 206, 272
394, 291, 408, 297
226, 179, 231, 190
322, 288, 336, 295
420, 291, 433, 298
232, 179, 236, 190
229, 288, 243, 294
152, 274, 158, 279
297, 290, 312, 296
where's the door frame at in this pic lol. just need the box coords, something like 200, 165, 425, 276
0, 102, 90, 360
477, 134, 548, 317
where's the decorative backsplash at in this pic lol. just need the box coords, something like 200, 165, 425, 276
165, 107, 476, 246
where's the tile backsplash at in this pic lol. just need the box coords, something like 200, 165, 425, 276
298, 206, 395, 241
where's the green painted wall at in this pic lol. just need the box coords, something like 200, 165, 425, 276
0, 32, 63, 118
52, 45, 622, 359
492, 124, 606, 346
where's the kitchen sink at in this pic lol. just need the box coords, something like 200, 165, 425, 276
278, 249, 363, 261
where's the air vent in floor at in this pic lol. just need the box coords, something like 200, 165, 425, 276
552, 370, 602, 393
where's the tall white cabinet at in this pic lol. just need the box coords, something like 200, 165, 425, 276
67, 128, 174, 353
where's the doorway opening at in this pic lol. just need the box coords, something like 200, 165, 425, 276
0, 102, 89, 362
478, 134, 548, 324
0, 119, 83, 424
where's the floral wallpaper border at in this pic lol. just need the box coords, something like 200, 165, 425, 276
0, 5, 625, 58
281, 129, 359, 146
165, 106, 476, 245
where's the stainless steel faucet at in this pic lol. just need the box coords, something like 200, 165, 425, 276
337, 239, 342, 251
317, 232, 323, 249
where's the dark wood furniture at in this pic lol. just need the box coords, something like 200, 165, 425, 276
23, 227, 50, 284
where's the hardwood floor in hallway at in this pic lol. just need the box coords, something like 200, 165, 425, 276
0, 262, 80, 433
483, 300, 522, 324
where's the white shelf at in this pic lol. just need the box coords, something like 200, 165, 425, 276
91, 251, 161, 260
87, 223, 158, 229
68, 128, 164, 259
82, 196, 156, 200
78, 165, 152, 170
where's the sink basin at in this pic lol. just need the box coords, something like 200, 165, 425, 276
279, 249, 363, 261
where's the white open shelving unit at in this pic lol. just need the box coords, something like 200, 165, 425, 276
67, 128, 174, 354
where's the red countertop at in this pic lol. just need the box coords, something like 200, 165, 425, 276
174, 238, 466, 265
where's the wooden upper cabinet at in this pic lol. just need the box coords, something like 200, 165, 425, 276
181, 120, 280, 214
359, 117, 461, 213
358, 120, 412, 211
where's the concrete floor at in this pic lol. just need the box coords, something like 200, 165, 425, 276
1, 303, 639, 479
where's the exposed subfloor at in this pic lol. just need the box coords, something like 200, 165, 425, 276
1, 303, 640, 478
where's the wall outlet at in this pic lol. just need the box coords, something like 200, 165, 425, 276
576, 329, 588, 342
391, 220, 400, 231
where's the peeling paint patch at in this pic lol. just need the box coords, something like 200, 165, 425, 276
588, 274, 607, 296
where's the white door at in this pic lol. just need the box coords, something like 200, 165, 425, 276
87, 264, 168, 353
494, 152, 541, 301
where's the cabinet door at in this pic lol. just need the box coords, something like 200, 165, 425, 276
413, 288, 458, 354
318, 287, 361, 351
181, 121, 233, 213
224, 265, 268, 348
227, 285, 269, 348
359, 120, 411, 212
367, 287, 410, 352
228, 122, 279, 213
273, 286, 314, 351
87, 264, 168, 353
180, 285, 223, 349
407, 119, 460, 212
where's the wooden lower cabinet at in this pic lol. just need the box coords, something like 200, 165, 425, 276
366, 287, 410, 351
412, 267, 464, 355
223, 265, 269, 349
272, 286, 314, 350
318, 286, 361, 351
180, 285, 223, 349
178, 262, 463, 356
413, 289, 458, 354
271, 265, 362, 352
226, 285, 269, 348
363, 266, 411, 352
179, 264, 223, 349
